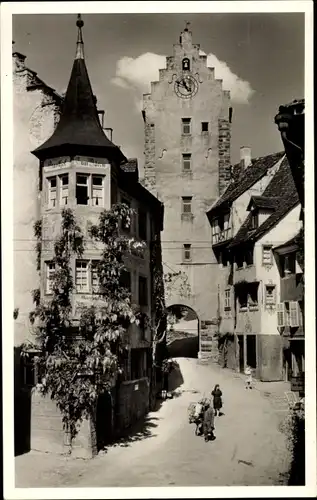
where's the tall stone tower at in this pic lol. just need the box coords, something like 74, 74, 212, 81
142, 25, 232, 355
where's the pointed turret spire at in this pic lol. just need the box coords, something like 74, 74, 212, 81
75, 14, 84, 60
32, 15, 126, 164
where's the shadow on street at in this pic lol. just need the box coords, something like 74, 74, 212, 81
167, 335, 199, 359
109, 415, 160, 449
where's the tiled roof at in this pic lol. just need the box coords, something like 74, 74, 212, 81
229, 156, 299, 248
207, 151, 285, 216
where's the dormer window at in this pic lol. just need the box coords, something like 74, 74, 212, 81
182, 58, 190, 71
250, 211, 258, 229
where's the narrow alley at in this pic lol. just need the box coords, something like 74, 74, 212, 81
15, 358, 291, 487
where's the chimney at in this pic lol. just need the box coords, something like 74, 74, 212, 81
240, 146, 252, 168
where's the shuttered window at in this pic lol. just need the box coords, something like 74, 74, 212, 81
277, 303, 285, 327
289, 301, 300, 327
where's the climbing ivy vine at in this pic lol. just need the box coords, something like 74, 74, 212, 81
22, 204, 191, 439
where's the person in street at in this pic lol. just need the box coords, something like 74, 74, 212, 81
203, 400, 216, 442
211, 384, 223, 416
245, 365, 253, 389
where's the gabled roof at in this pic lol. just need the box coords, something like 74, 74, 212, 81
207, 151, 284, 217
229, 156, 299, 248
246, 195, 280, 211
32, 17, 126, 164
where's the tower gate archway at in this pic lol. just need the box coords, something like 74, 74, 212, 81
166, 304, 200, 359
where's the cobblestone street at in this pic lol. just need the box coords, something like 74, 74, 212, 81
15, 358, 291, 487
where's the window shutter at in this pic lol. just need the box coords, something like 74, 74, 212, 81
277, 303, 285, 327
289, 301, 300, 327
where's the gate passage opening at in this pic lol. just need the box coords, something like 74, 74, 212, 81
166, 305, 199, 359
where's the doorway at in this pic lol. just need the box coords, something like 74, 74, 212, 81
246, 335, 257, 369
96, 390, 114, 451
238, 335, 244, 372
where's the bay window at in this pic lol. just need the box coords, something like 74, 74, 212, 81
48, 177, 57, 208
59, 174, 69, 206
76, 174, 105, 207
76, 174, 89, 205
92, 175, 103, 206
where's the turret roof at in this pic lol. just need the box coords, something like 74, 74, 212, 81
32, 15, 126, 164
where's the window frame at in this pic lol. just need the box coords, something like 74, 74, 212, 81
48, 176, 57, 208
224, 289, 231, 310
182, 196, 192, 214
181, 118, 191, 136
238, 288, 248, 310
183, 243, 192, 262
45, 261, 55, 294
262, 245, 273, 266
281, 252, 296, 277
248, 282, 259, 310
75, 259, 89, 293
91, 260, 100, 294
59, 174, 69, 207
265, 284, 276, 307
76, 174, 89, 206
201, 122, 209, 133
75, 173, 105, 207
182, 153, 192, 172
91, 175, 104, 207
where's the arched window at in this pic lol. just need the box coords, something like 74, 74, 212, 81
182, 58, 190, 71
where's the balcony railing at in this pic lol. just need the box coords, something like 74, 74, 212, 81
212, 227, 232, 244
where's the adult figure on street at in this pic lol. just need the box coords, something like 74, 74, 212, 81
211, 384, 223, 416
203, 400, 216, 442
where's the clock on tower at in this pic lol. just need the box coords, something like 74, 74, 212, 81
174, 74, 199, 99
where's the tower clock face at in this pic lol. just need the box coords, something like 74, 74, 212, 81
174, 75, 199, 99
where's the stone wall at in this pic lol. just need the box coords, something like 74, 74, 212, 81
116, 377, 150, 431
218, 118, 232, 196
143, 121, 156, 193
30, 392, 65, 454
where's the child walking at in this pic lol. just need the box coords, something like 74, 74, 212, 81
245, 365, 253, 389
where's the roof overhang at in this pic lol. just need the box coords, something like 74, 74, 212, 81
273, 242, 298, 255
206, 201, 231, 220
212, 237, 233, 250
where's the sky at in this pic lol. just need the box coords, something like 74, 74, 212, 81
13, 13, 304, 174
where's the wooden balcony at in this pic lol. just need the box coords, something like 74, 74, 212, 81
212, 227, 232, 245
